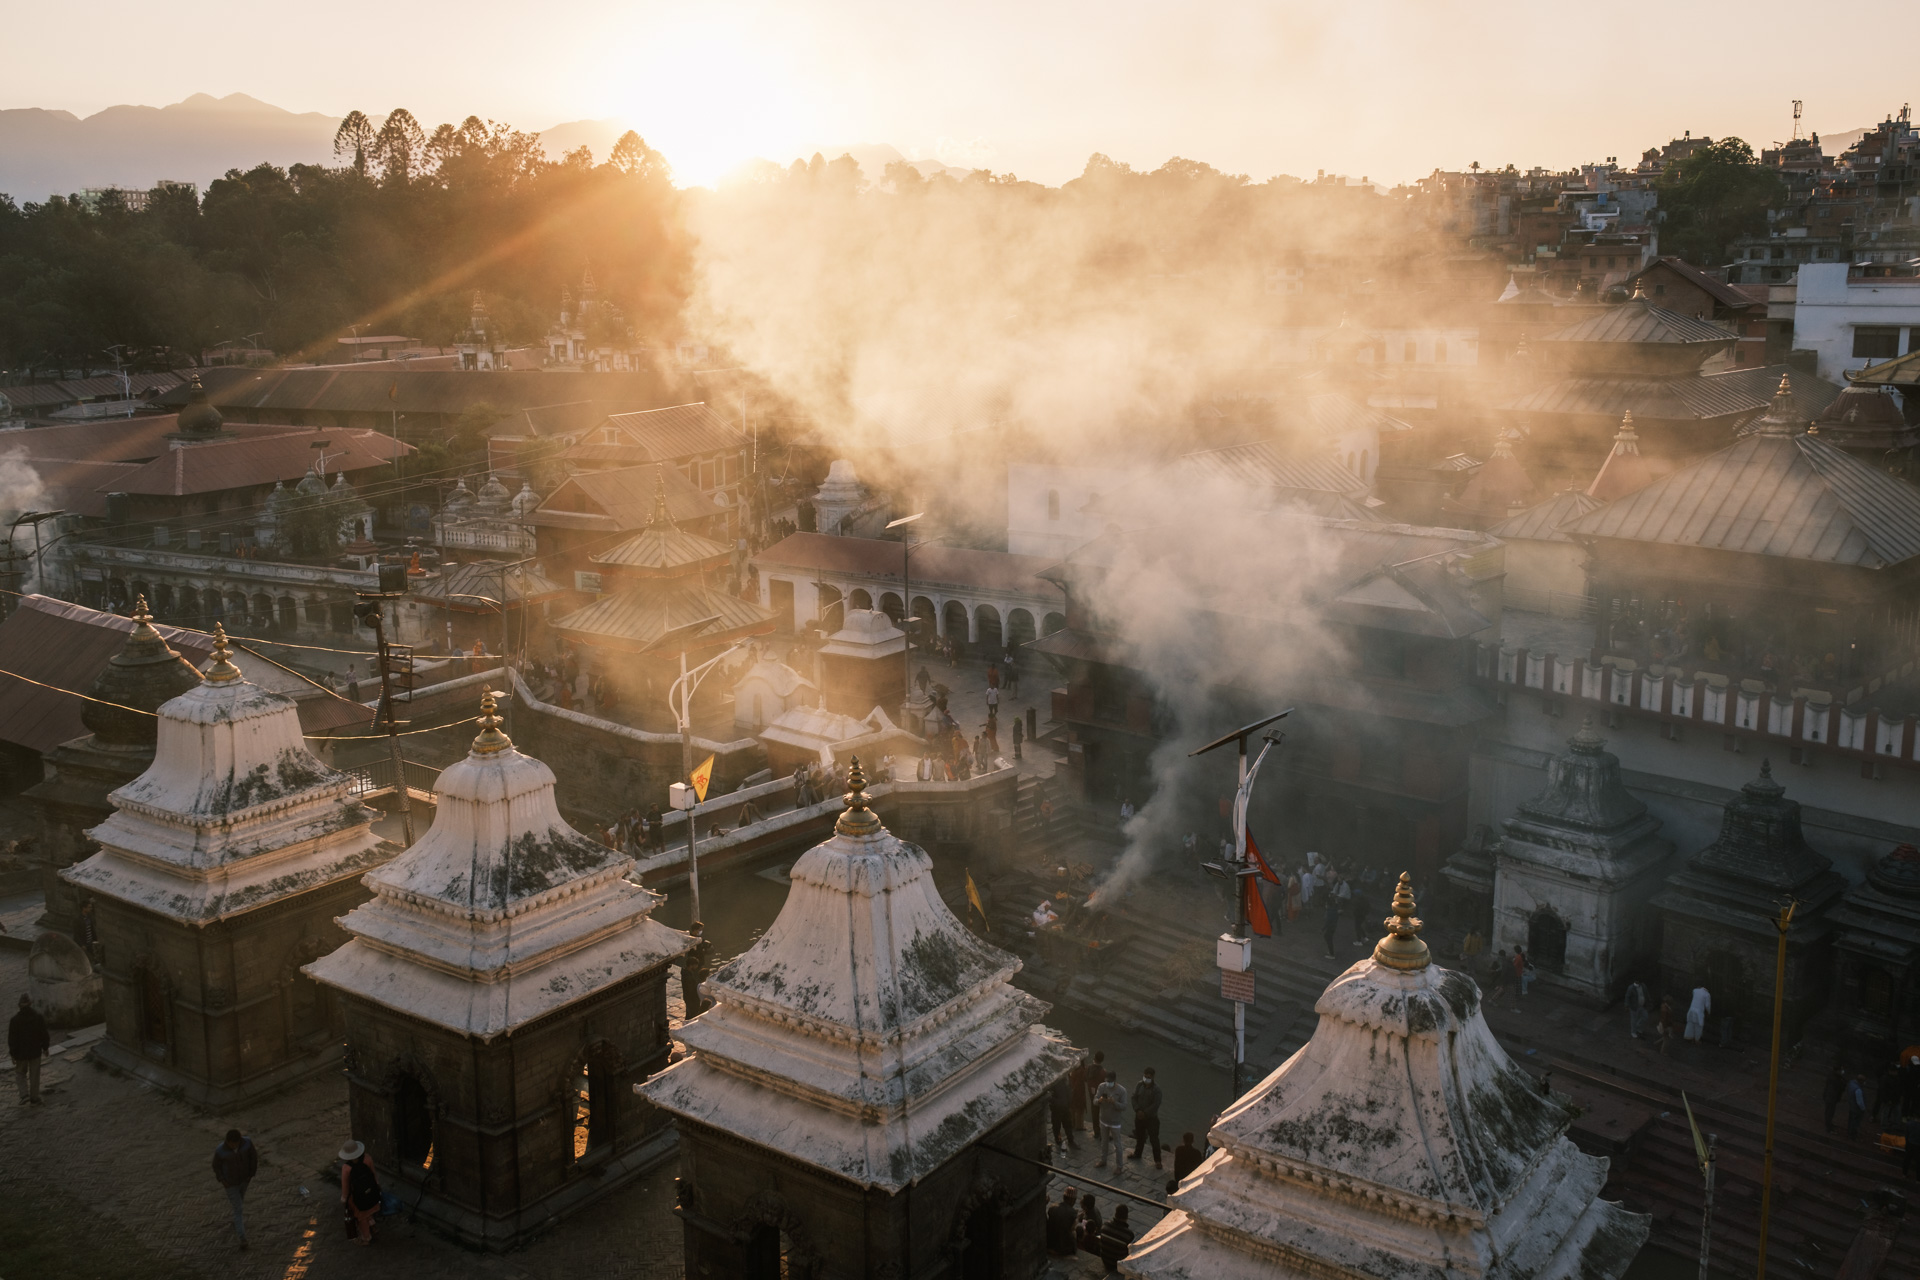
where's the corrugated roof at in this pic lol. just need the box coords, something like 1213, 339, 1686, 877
594, 402, 746, 460
1630, 258, 1759, 311
1507, 365, 1842, 422
534, 462, 725, 530
551, 583, 774, 651
100, 428, 409, 496
1540, 300, 1737, 347
1489, 490, 1605, 542
592, 524, 732, 572
1175, 438, 1369, 498
158, 367, 678, 418
409, 560, 568, 607
1564, 428, 1920, 568
751, 533, 1065, 599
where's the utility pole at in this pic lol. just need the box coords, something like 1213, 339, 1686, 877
1193, 709, 1291, 1100
885, 512, 926, 714
1756, 899, 1797, 1280
354, 560, 415, 845
657, 614, 727, 924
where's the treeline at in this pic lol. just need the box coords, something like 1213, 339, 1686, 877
0, 112, 688, 375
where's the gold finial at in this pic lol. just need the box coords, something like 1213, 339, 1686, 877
649, 463, 674, 526
204, 623, 243, 683
1372, 872, 1431, 972
835, 755, 882, 836
128, 595, 162, 642
472, 688, 512, 754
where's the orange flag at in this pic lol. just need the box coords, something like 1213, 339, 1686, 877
690, 753, 715, 802
1246, 828, 1281, 884
1244, 874, 1273, 937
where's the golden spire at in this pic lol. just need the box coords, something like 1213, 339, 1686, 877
472, 688, 512, 755
204, 623, 243, 684
649, 463, 674, 526
1372, 872, 1431, 972
129, 594, 161, 641
835, 755, 882, 836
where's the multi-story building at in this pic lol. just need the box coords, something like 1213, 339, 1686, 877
1791, 261, 1920, 383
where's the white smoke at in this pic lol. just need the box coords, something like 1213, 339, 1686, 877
0, 447, 52, 594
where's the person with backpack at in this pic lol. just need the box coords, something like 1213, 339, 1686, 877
212, 1128, 258, 1250
339, 1141, 382, 1244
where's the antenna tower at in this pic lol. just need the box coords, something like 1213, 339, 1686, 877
1792, 100, 1803, 142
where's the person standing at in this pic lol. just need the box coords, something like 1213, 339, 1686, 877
1006, 662, 1021, 697
1096, 1204, 1135, 1274
1040, 797, 1054, 840
8, 995, 48, 1106
1299, 862, 1317, 909
1321, 890, 1341, 960
1876, 1060, 1903, 1125
1129, 1066, 1163, 1167
212, 1128, 258, 1251
1684, 984, 1712, 1045
1823, 1065, 1848, 1132
682, 923, 713, 1017
1093, 1070, 1128, 1168
1655, 996, 1676, 1056
338, 1141, 381, 1245
1285, 870, 1301, 921
1625, 980, 1649, 1040
1067, 1053, 1089, 1134
1331, 874, 1354, 947
1511, 946, 1533, 1000
1048, 1073, 1077, 1151
986, 663, 1001, 690
1045, 1187, 1080, 1257
1170, 1132, 1205, 1185
1847, 1072, 1870, 1140
1011, 714, 1024, 761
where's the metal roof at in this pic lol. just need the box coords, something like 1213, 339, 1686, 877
1506, 365, 1842, 422
1628, 258, 1761, 311
100, 428, 408, 496
158, 367, 678, 418
1564, 429, 1920, 568
1174, 438, 1369, 498
409, 560, 568, 608
1849, 348, 1920, 388
533, 462, 725, 530
551, 583, 774, 651
596, 402, 747, 459
1539, 300, 1738, 347
591, 524, 733, 573
1489, 490, 1605, 542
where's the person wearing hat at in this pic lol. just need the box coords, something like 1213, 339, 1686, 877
338, 1141, 382, 1244
8, 994, 49, 1106
212, 1129, 258, 1250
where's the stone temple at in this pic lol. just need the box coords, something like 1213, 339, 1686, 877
1124, 876, 1648, 1280
63, 625, 393, 1105
306, 691, 693, 1249
641, 758, 1078, 1279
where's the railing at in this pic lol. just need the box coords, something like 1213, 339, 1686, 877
343, 757, 442, 799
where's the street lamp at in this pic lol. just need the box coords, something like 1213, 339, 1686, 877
650, 613, 737, 925
1191, 708, 1293, 1100
885, 512, 949, 717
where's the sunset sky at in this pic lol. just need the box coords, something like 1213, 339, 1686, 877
13, 0, 1915, 187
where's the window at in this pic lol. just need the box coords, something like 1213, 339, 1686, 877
1653, 283, 1666, 295
1046, 489, 1060, 520
1854, 327, 1901, 359
394, 1074, 435, 1167
575, 571, 604, 593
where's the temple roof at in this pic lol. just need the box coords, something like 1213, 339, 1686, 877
1489, 490, 1605, 543
1586, 412, 1656, 502
1538, 298, 1737, 348
63, 626, 388, 923
1848, 348, 1920, 388
1811, 383, 1918, 451
79, 596, 203, 748
1564, 379, 1920, 568
1446, 433, 1536, 520
588, 467, 733, 575
641, 761, 1077, 1191
1503, 365, 1843, 422
305, 691, 690, 1039
551, 581, 775, 652
1127, 878, 1649, 1280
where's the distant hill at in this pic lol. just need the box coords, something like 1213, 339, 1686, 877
0, 93, 341, 202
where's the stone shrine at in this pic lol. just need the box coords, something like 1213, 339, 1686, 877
1826, 843, 1920, 1062
817, 607, 907, 717
63, 625, 393, 1105
28, 598, 204, 937
306, 691, 693, 1249
642, 759, 1077, 1280
1125, 877, 1648, 1280
1491, 717, 1676, 1002
1650, 761, 1846, 1038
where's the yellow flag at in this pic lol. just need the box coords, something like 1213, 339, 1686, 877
966, 868, 989, 930
1681, 1091, 1708, 1172
690, 754, 715, 803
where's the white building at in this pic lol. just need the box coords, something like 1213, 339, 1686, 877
1006, 461, 1139, 558
1125, 877, 1647, 1280
1792, 262, 1920, 384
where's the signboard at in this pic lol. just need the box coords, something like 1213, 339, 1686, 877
1220, 969, 1256, 1005
574, 571, 603, 594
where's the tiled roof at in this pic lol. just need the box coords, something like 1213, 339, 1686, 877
1539, 300, 1738, 347
1564, 427, 1920, 568
1490, 490, 1605, 542
552, 583, 774, 651
751, 533, 1064, 599
561, 402, 746, 465
100, 429, 409, 496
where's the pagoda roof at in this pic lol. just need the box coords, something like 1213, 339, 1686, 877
1848, 347, 1920, 388
1504, 365, 1842, 422
305, 693, 691, 1039
1446, 435, 1536, 519
551, 581, 774, 653
1489, 490, 1605, 543
1586, 414, 1656, 502
1128, 880, 1648, 1280
1538, 299, 1737, 347
587, 473, 734, 575
1564, 381, 1920, 568
641, 765, 1077, 1191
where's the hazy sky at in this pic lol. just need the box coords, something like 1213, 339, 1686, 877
11, 0, 1915, 187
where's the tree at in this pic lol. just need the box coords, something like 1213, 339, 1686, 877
372, 108, 428, 184
1656, 138, 1783, 267
333, 111, 376, 176
609, 131, 671, 183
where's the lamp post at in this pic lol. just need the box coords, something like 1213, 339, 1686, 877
1192, 708, 1292, 1100
1755, 897, 1797, 1280
885, 512, 925, 704
652, 614, 735, 924
353, 560, 416, 844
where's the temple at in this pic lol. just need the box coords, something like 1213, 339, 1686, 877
1124, 876, 1648, 1280
641, 758, 1079, 1279
62, 625, 393, 1104
305, 691, 694, 1248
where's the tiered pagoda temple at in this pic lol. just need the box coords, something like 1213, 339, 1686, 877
306, 691, 693, 1249
63, 625, 393, 1104
1824, 842, 1920, 1061
1125, 876, 1648, 1280
642, 759, 1078, 1279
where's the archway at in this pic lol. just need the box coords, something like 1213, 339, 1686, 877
1042, 612, 1067, 637
153, 583, 175, 616
878, 592, 904, 623
178, 587, 200, 621
911, 596, 938, 645
974, 605, 1003, 655
570, 1043, 622, 1161
393, 1072, 435, 1168
277, 596, 299, 633
942, 600, 971, 646
848, 588, 873, 611
306, 598, 326, 628
137, 967, 168, 1053
1528, 909, 1567, 972
1006, 608, 1036, 650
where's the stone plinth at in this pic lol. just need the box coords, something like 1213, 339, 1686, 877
1126, 877, 1648, 1280
306, 692, 693, 1250
642, 762, 1077, 1280
1492, 719, 1676, 1003
817, 608, 907, 717
64, 627, 392, 1106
